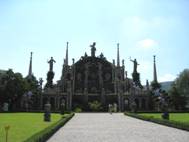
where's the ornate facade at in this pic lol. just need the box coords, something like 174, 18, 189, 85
42, 42, 150, 111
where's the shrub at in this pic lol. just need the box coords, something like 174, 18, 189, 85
74, 107, 82, 113
88, 101, 102, 112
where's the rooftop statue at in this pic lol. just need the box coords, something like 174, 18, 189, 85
48, 57, 56, 72
90, 42, 96, 57
130, 58, 139, 73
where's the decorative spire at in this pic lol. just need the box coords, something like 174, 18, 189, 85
117, 43, 120, 67
146, 79, 149, 91
66, 42, 69, 65
153, 55, 158, 83
28, 52, 33, 78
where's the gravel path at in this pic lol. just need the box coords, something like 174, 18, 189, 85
47, 113, 189, 142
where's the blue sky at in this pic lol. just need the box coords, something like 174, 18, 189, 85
0, 0, 189, 85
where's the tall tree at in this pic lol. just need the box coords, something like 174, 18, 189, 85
169, 84, 186, 110
175, 69, 189, 96
169, 69, 189, 110
0, 69, 27, 110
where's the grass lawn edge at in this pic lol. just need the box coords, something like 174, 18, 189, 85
23, 113, 75, 142
124, 112, 189, 132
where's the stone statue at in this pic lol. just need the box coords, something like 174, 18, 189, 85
113, 103, 117, 112
130, 58, 139, 73
44, 101, 51, 121
60, 99, 65, 115
90, 42, 96, 57
48, 57, 56, 72
72, 58, 75, 64
84, 52, 88, 57
45, 61, 55, 89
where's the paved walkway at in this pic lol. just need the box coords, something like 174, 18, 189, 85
47, 113, 189, 142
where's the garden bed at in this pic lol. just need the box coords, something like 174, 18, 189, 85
124, 112, 189, 131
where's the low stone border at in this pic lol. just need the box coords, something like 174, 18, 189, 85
124, 112, 189, 132
24, 113, 75, 142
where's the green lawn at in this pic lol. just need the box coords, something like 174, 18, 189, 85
0, 113, 63, 142
139, 113, 189, 124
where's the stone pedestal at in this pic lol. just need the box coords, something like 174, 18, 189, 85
44, 102, 51, 122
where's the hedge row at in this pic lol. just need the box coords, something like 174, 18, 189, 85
24, 113, 75, 142
124, 112, 189, 131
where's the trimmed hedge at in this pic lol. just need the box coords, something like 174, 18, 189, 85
23, 113, 74, 142
124, 112, 189, 131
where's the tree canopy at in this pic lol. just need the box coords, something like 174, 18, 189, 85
174, 69, 189, 96
0, 69, 39, 110
169, 69, 189, 110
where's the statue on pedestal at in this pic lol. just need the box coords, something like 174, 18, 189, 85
48, 57, 56, 72
45, 57, 56, 88
90, 42, 96, 57
60, 99, 65, 115
130, 58, 139, 73
44, 101, 51, 122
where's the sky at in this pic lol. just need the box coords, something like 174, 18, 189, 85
0, 0, 189, 85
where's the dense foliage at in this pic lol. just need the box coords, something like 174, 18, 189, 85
174, 69, 189, 96
0, 69, 39, 110
169, 69, 189, 110
150, 80, 161, 91
88, 101, 102, 112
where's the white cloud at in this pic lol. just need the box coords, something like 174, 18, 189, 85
137, 38, 158, 49
159, 74, 176, 82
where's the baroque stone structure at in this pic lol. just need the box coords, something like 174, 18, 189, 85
42, 42, 150, 111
